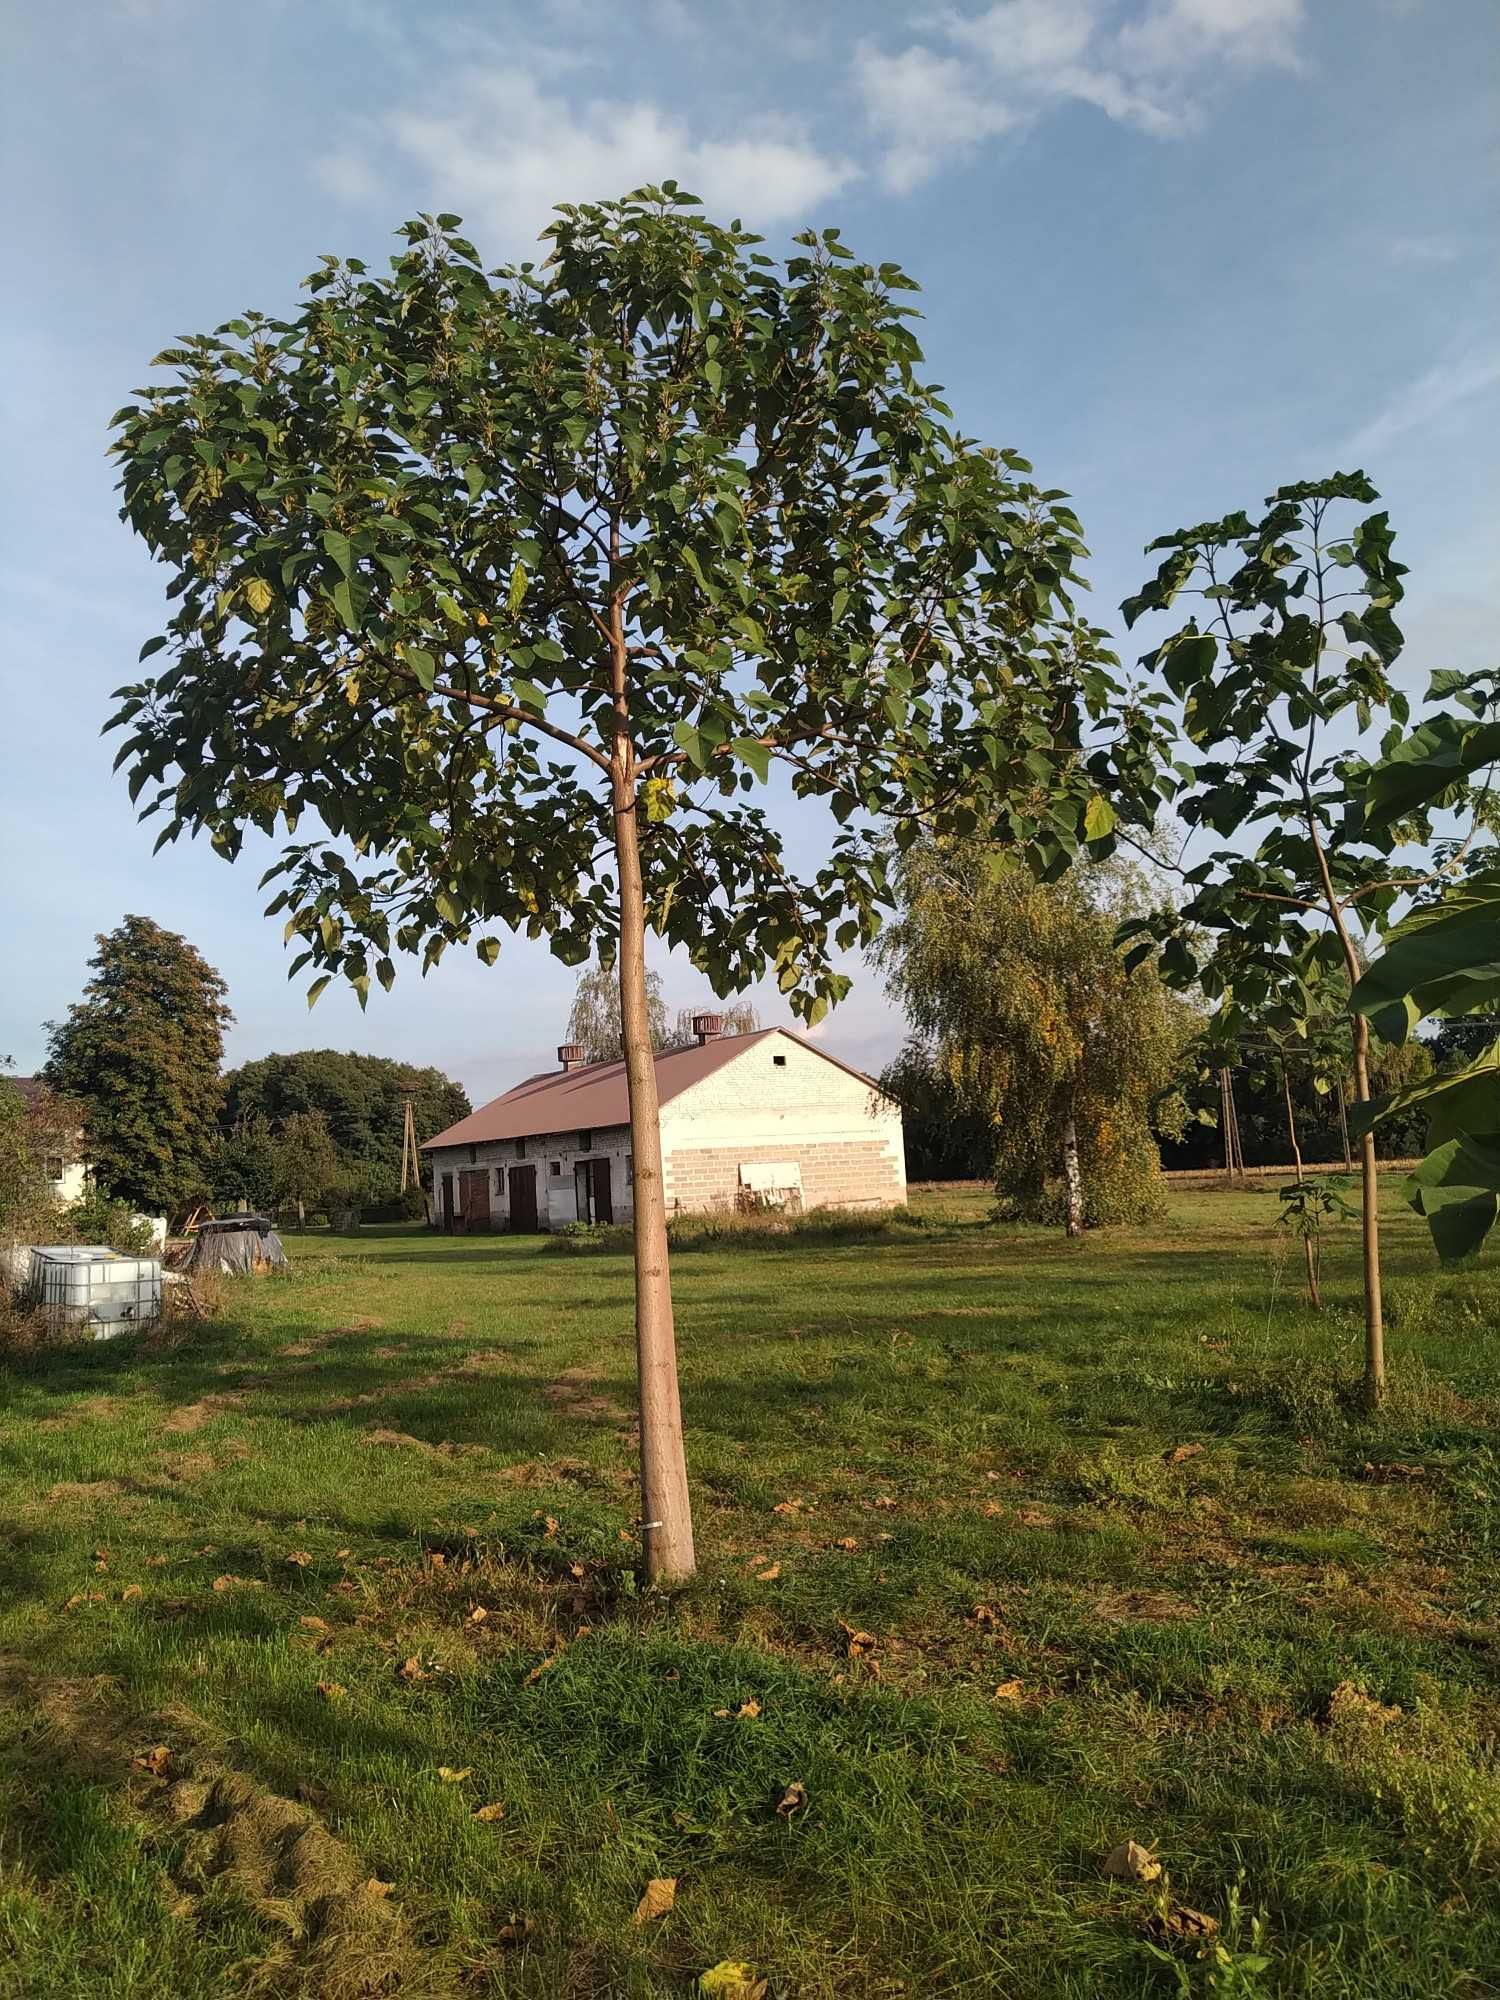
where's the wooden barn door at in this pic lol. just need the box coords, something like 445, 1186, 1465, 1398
458, 1169, 491, 1232
508, 1164, 538, 1233
440, 1173, 455, 1232
590, 1157, 613, 1225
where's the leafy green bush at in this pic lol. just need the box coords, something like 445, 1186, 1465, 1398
66, 1190, 158, 1255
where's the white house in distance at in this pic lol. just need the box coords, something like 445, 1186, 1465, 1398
422, 1016, 906, 1232
11, 1078, 90, 1204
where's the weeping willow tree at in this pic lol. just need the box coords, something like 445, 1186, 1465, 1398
877, 842, 1198, 1233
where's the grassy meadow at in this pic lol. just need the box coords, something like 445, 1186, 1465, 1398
0, 1187, 1496, 1998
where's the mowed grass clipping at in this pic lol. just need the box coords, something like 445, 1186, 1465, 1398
0, 1187, 1496, 1998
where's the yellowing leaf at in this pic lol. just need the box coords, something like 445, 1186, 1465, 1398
699, 1961, 768, 1999
437, 1766, 472, 1783
992, 1679, 1024, 1703
473, 1801, 506, 1822
754, 1563, 781, 1583
633, 1876, 677, 1923
244, 577, 273, 617
1102, 1839, 1161, 1882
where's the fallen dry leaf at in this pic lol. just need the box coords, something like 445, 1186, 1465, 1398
1103, 1839, 1161, 1882
872, 1495, 897, 1510
364, 1877, 395, 1898
992, 1679, 1024, 1703
286, 1551, 313, 1568
834, 1537, 860, 1551
497, 1917, 535, 1945
336, 1547, 352, 1559
473, 1801, 507, 1822
754, 1563, 781, 1583
1164, 1443, 1204, 1467
120, 1584, 143, 1603
437, 1766, 472, 1783
737, 1698, 762, 1718
299, 1615, 330, 1633
396, 1655, 431, 1683
775, 1780, 807, 1817
699, 1962, 768, 1999
839, 1621, 878, 1658
131, 1744, 172, 1776
633, 1876, 677, 1923
63, 1592, 103, 1611
772, 1498, 804, 1517
1146, 1904, 1219, 1944
211, 1574, 263, 1593
428, 1551, 446, 1569
146, 1554, 169, 1568
316, 1681, 347, 1701
524, 1653, 562, 1686
971, 1603, 1000, 1629
467, 1605, 489, 1625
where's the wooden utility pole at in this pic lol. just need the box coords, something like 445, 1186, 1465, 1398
399, 1093, 421, 1194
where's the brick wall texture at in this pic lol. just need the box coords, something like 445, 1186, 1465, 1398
663, 1138, 902, 1213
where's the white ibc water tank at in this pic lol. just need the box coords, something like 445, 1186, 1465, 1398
29, 1246, 163, 1339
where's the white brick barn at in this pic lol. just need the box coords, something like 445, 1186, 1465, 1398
422, 1021, 906, 1233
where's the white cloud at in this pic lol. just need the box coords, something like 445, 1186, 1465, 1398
1387, 232, 1465, 266
857, 0, 1307, 189
317, 68, 856, 253
1343, 343, 1500, 460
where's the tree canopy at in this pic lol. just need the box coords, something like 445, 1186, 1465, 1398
220, 1049, 469, 1173
43, 916, 230, 1217
107, 187, 1108, 1579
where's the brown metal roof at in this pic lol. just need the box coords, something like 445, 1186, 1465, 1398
422, 1029, 885, 1149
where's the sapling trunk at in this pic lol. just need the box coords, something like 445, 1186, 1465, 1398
1349, 1011, 1386, 1407
610, 584, 696, 1584
1280, 1063, 1320, 1310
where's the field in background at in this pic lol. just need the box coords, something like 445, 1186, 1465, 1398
0, 1189, 1496, 1997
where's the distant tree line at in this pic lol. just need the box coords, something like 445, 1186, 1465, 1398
33, 916, 469, 1227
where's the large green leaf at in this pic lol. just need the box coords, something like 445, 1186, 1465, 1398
1404, 1133, 1500, 1263
1351, 874, 1500, 1042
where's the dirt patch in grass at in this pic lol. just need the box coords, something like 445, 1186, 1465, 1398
41, 1480, 134, 1506
1092, 1589, 1199, 1623
36, 1396, 129, 1432
12, 1664, 411, 1996
161, 1393, 248, 1436
358, 1427, 489, 1460
543, 1368, 632, 1425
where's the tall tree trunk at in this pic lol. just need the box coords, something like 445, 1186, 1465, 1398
1060, 1106, 1084, 1239
609, 586, 696, 1582
1281, 1063, 1321, 1310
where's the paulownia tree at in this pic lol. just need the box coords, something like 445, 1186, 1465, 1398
1109, 475, 1487, 1406
1351, 665, 1500, 1260
108, 189, 1100, 1578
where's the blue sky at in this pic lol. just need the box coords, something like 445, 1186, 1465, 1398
2, 0, 1495, 1108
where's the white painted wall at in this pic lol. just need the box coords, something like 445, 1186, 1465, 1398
426, 1035, 906, 1228
660, 1033, 906, 1212
428, 1124, 632, 1230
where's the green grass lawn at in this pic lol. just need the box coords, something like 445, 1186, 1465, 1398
1, 1189, 1496, 1998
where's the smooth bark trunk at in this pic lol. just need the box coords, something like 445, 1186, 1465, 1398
609, 581, 695, 1583
1061, 1109, 1084, 1239
1281, 1064, 1321, 1310
1350, 1012, 1385, 1407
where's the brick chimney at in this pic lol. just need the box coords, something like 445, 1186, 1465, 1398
557, 1043, 587, 1073
692, 1012, 724, 1046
